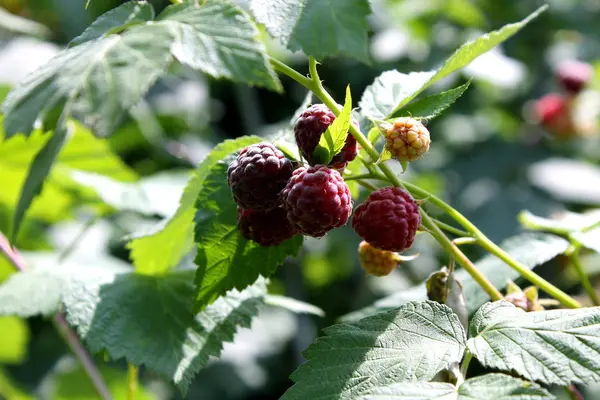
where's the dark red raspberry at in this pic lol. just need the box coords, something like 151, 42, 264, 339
352, 187, 421, 252
534, 94, 575, 138
238, 207, 297, 246
294, 104, 358, 169
281, 165, 352, 238
227, 142, 295, 211
557, 60, 593, 94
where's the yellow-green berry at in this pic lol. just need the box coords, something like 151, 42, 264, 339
383, 118, 431, 162
357, 241, 401, 276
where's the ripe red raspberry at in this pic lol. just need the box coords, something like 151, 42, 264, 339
383, 118, 430, 162
352, 187, 421, 252
358, 241, 401, 276
534, 94, 576, 138
294, 104, 358, 169
227, 142, 295, 211
237, 207, 297, 246
557, 60, 593, 94
281, 165, 352, 238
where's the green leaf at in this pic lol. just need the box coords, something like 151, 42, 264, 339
313, 86, 352, 164
69, 1, 155, 47
359, 70, 436, 120
468, 301, 600, 386
281, 301, 466, 400
70, 170, 190, 217
127, 136, 261, 275
518, 210, 600, 234
264, 294, 325, 317
341, 233, 570, 322
0, 316, 29, 364
0, 7, 51, 39
350, 374, 553, 399
2, 24, 174, 138
528, 159, 600, 205
359, 7, 546, 120
457, 374, 553, 400
158, 1, 281, 92
394, 81, 471, 120
11, 121, 69, 241
0, 367, 33, 400
572, 227, 600, 254
343, 157, 363, 198
54, 365, 154, 400
250, 0, 371, 63
2, 1, 280, 138
63, 269, 267, 394
194, 155, 302, 310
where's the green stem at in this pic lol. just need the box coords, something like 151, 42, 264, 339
270, 58, 314, 91
344, 173, 387, 182
127, 364, 138, 400
571, 245, 600, 306
355, 179, 378, 192
460, 350, 473, 379
453, 237, 478, 246
431, 218, 472, 237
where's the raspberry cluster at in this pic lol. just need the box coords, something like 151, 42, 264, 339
227, 105, 356, 246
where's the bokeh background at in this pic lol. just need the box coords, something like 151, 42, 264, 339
1, 0, 600, 399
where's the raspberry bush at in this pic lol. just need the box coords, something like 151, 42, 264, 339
0, 2, 600, 399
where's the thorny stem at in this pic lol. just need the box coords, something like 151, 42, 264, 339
0, 232, 112, 400
571, 245, 600, 306
274, 56, 581, 308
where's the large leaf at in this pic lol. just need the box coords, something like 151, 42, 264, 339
127, 136, 262, 275
63, 269, 267, 394
394, 81, 471, 120
158, 1, 281, 92
0, 120, 136, 238
0, 316, 29, 364
573, 227, 600, 254
357, 374, 552, 399
194, 155, 303, 310
250, 0, 371, 63
281, 301, 466, 400
2, 1, 280, 138
359, 7, 546, 120
528, 159, 600, 205
468, 301, 600, 386
70, 1, 155, 47
341, 233, 569, 322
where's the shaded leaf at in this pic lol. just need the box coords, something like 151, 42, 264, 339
194, 156, 302, 310
69, 1, 155, 47
251, 0, 371, 62
394, 81, 471, 120
282, 301, 466, 400
63, 269, 267, 394
468, 301, 600, 386
127, 136, 261, 275
457, 373, 553, 400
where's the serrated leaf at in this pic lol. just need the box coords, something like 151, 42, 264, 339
359, 70, 436, 120
341, 233, 569, 322
127, 136, 261, 275
3, 1, 280, 138
12, 120, 69, 241
394, 81, 471, 120
250, 0, 371, 63
468, 301, 600, 386
70, 170, 190, 217
359, 7, 545, 120
264, 294, 325, 317
282, 301, 466, 400
355, 374, 553, 400
0, 316, 29, 364
313, 86, 352, 164
194, 156, 302, 310
63, 269, 267, 394
457, 373, 553, 400
69, 1, 155, 47
0, 120, 136, 227
159, 1, 281, 92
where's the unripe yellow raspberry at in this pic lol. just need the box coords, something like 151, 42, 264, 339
357, 241, 401, 276
383, 118, 431, 162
